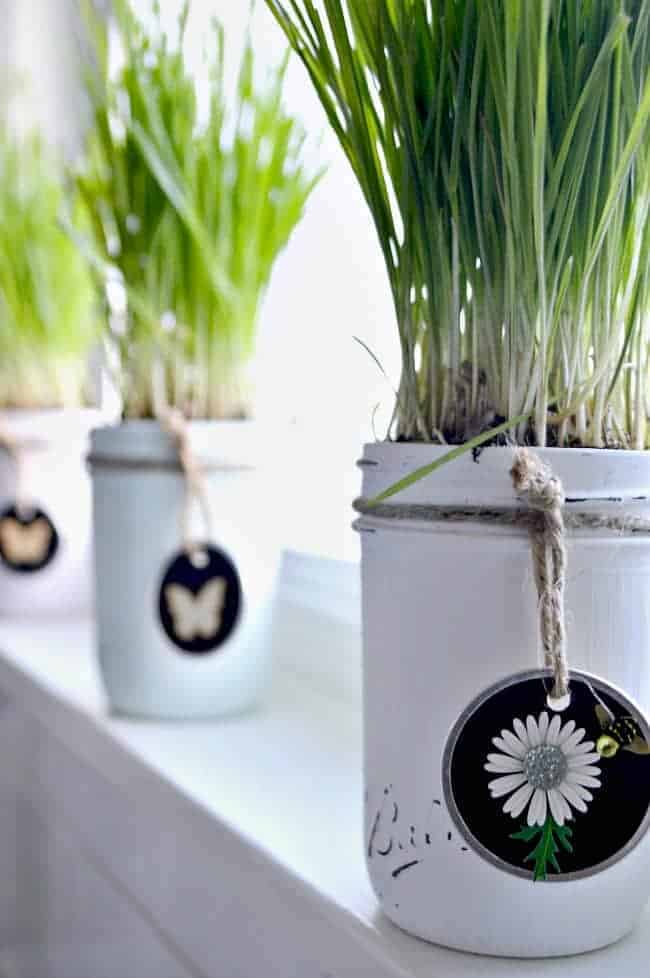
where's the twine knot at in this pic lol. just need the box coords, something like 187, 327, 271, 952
161, 408, 199, 493
157, 407, 213, 561
511, 451, 565, 512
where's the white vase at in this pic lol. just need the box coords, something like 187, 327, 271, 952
88, 420, 279, 720
356, 444, 650, 958
0, 409, 100, 617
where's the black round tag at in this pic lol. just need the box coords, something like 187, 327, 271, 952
158, 544, 242, 656
443, 670, 650, 881
0, 504, 59, 573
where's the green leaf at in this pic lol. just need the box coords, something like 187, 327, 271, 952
555, 822, 574, 854
366, 411, 532, 506
510, 824, 541, 844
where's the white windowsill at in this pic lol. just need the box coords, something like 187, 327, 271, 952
0, 550, 648, 977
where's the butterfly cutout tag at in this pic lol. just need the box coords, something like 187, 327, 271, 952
158, 545, 242, 655
0, 504, 59, 573
165, 579, 227, 642
443, 669, 650, 883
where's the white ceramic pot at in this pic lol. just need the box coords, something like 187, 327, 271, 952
89, 420, 279, 720
357, 444, 650, 958
0, 409, 99, 617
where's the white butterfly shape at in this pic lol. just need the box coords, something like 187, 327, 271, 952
164, 578, 227, 643
0, 517, 52, 565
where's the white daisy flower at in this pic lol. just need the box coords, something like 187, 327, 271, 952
485, 711, 601, 827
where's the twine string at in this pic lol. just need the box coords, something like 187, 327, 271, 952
352, 499, 650, 534
0, 425, 42, 518
510, 449, 568, 701
157, 408, 213, 561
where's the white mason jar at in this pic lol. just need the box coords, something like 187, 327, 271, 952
0, 409, 100, 617
356, 444, 650, 958
88, 420, 279, 720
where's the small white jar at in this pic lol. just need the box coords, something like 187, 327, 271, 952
0, 409, 99, 617
89, 420, 279, 720
357, 444, 650, 957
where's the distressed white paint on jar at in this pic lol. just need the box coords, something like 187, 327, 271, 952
357, 444, 650, 958
89, 420, 278, 720
0, 409, 100, 617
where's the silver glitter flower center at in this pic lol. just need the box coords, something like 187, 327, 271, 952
523, 744, 567, 790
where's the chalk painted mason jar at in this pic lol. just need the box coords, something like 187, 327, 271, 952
89, 420, 278, 720
0, 409, 100, 617
356, 445, 650, 957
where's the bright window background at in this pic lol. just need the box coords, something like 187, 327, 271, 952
3, 0, 401, 561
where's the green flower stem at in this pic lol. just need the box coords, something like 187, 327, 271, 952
511, 814, 574, 882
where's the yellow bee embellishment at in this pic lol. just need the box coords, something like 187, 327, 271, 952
595, 705, 650, 759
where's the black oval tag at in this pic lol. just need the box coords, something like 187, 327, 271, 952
158, 544, 242, 655
0, 504, 59, 573
443, 670, 650, 881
